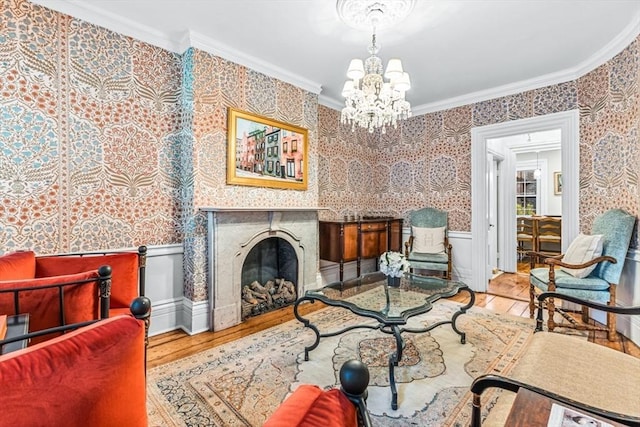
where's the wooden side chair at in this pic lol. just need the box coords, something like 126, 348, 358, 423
404, 207, 452, 279
528, 209, 635, 340
516, 216, 536, 261
534, 216, 561, 265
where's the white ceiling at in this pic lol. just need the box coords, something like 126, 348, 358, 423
32, 0, 640, 114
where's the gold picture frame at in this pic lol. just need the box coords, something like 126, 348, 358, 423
227, 107, 308, 190
554, 172, 562, 195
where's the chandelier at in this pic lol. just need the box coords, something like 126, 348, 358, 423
338, 0, 414, 134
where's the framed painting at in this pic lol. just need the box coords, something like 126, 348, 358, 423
554, 172, 562, 195
227, 107, 308, 190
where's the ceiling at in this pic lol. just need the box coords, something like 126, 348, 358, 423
31, 0, 640, 114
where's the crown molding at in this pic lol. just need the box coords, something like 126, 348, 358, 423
188, 31, 322, 94
410, 9, 640, 115
30, 0, 183, 52
30, 0, 322, 95
318, 94, 344, 111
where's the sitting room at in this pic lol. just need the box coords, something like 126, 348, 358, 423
1, 0, 640, 425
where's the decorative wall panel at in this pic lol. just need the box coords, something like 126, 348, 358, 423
0, 0, 182, 253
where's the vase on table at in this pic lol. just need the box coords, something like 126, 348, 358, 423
387, 275, 401, 287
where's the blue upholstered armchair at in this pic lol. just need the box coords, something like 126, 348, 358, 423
404, 207, 452, 280
528, 208, 635, 340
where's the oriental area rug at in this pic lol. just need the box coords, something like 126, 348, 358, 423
147, 300, 537, 426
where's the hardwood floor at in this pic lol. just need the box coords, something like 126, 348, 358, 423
487, 260, 640, 357
148, 271, 640, 369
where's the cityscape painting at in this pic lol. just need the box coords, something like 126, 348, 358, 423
227, 108, 308, 190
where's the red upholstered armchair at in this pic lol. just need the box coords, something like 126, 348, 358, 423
0, 246, 146, 312
0, 308, 150, 427
33, 246, 147, 317
264, 360, 372, 427
0, 247, 147, 346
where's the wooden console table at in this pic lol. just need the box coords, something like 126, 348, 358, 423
319, 218, 403, 281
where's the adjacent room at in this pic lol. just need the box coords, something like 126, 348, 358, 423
1, 0, 639, 425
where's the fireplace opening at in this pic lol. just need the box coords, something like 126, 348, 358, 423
240, 237, 298, 320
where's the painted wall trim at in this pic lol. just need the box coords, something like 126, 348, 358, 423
188, 31, 322, 95
471, 110, 580, 293
410, 11, 640, 115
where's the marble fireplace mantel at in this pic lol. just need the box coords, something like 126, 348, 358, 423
200, 207, 322, 331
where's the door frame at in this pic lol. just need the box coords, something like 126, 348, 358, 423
470, 110, 579, 292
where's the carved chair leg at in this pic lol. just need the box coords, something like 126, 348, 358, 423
607, 311, 617, 341
581, 306, 590, 324
529, 284, 536, 319
547, 297, 556, 332
607, 285, 617, 341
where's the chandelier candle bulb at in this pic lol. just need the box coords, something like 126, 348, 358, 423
338, 0, 413, 134
384, 58, 404, 80
341, 80, 355, 97
394, 72, 411, 92
347, 59, 365, 80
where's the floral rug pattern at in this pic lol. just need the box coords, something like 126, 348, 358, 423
147, 300, 537, 426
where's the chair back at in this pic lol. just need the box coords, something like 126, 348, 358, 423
591, 209, 635, 283
410, 207, 448, 229
536, 217, 561, 240
516, 217, 535, 238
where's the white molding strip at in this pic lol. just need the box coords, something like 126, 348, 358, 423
30, 0, 182, 52
411, 10, 640, 115
318, 94, 344, 111
189, 31, 322, 95
148, 297, 182, 336
181, 298, 210, 335
30, 1, 322, 95
145, 243, 184, 257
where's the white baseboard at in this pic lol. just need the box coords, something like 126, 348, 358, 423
147, 296, 209, 336
180, 298, 209, 335
148, 298, 182, 336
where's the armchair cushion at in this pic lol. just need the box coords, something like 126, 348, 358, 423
407, 251, 449, 265
530, 268, 611, 302
0, 315, 147, 427
36, 252, 139, 309
0, 271, 101, 344
263, 385, 358, 427
0, 251, 36, 281
412, 226, 445, 254
560, 233, 603, 278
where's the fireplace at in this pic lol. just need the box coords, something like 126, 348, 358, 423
241, 236, 298, 319
201, 207, 320, 331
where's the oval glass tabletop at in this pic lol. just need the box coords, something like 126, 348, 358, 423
303, 271, 468, 322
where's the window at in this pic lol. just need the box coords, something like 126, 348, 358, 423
516, 170, 538, 215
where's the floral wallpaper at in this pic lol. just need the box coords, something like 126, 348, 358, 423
0, 0, 183, 253
1, 0, 639, 304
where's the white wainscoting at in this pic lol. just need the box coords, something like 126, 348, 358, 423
317, 229, 472, 287
144, 244, 184, 336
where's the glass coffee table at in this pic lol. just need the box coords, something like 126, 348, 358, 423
294, 271, 475, 410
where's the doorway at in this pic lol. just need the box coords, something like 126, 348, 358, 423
487, 131, 563, 299
470, 110, 579, 294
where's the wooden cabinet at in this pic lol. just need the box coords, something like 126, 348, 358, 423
319, 218, 403, 281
